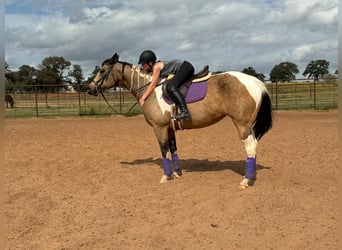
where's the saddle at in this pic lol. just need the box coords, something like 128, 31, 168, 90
162, 65, 211, 104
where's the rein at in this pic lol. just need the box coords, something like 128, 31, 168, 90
133, 82, 152, 95
100, 91, 138, 115
95, 60, 163, 115
97, 62, 138, 116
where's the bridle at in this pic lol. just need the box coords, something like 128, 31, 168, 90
92, 63, 117, 93
91, 61, 144, 115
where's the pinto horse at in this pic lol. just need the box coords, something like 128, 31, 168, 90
88, 53, 272, 187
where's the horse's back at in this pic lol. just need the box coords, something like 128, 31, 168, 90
212, 71, 267, 105
223, 71, 266, 91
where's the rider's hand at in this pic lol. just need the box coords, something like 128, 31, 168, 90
139, 98, 145, 107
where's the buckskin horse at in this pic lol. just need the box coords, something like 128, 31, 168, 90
88, 53, 272, 188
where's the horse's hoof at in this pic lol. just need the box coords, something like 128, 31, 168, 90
173, 171, 182, 178
239, 178, 250, 189
160, 175, 172, 183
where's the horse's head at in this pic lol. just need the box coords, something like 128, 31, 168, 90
88, 53, 120, 96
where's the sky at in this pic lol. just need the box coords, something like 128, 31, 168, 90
5, 0, 338, 79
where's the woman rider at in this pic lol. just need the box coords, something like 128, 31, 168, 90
138, 50, 194, 121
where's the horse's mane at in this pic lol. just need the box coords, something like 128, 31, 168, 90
101, 57, 133, 68
101, 54, 152, 77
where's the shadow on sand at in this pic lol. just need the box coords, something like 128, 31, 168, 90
120, 158, 271, 177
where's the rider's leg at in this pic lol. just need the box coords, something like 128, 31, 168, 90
167, 61, 194, 121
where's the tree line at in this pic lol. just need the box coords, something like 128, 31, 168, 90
5, 56, 338, 93
5, 56, 95, 92
216, 60, 337, 82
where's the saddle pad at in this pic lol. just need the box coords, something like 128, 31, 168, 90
163, 81, 207, 105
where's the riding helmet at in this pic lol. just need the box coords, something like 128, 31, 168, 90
138, 50, 157, 64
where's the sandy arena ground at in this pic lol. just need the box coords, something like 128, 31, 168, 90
5, 110, 338, 249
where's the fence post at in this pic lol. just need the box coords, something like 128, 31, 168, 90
57, 86, 60, 114
119, 88, 122, 113
45, 92, 48, 108
275, 81, 278, 110
313, 79, 316, 109
34, 85, 39, 117
78, 83, 81, 114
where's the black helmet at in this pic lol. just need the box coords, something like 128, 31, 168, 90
138, 50, 157, 64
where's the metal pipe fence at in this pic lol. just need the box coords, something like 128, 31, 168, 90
265, 79, 338, 110
4, 79, 338, 118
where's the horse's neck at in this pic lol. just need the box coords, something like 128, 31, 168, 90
123, 65, 152, 98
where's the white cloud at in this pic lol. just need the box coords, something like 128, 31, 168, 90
269, 0, 338, 29
5, 0, 338, 78
177, 41, 195, 51
306, 7, 338, 30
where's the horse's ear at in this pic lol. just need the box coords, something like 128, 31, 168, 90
112, 53, 119, 62
107, 53, 119, 65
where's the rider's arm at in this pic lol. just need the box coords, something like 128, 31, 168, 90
139, 62, 163, 106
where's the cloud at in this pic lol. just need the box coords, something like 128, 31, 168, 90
177, 41, 195, 51
267, 0, 338, 30
5, 0, 338, 78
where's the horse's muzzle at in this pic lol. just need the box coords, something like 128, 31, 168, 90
87, 87, 99, 96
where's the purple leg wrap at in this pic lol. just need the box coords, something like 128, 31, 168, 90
245, 157, 256, 180
162, 158, 172, 176
171, 153, 181, 172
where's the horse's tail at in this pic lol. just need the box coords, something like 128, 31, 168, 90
253, 91, 273, 141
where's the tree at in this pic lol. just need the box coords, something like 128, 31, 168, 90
69, 64, 85, 91
5, 64, 37, 92
86, 65, 101, 84
269, 62, 299, 82
242, 66, 265, 81
303, 60, 329, 81
5, 62, 16, 83
212, 70, 224, 75
5, 62, 16, 92
5, 62, 10, 73
69, 64, 83, 84
17, 65, 37, 84
38, 56, 71, 85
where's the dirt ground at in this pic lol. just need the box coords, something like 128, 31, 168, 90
5, 110, 338, 250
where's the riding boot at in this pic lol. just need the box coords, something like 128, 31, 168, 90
169, 89, 191, 121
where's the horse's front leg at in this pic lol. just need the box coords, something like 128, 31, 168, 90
153, 125, 173, 183
168, 128, 182, 178
158, 139, 173, 183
